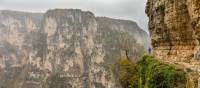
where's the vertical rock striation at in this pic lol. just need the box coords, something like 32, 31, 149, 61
146, 0, 200, 87
0, 9, 150, 88
146, 0, 200, 65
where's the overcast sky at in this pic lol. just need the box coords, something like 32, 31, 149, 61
0, 0, 149, 32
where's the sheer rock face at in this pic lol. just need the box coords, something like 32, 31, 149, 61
0, 9, 149, 88
146, 0, 200, 87
146, 0, 200, 64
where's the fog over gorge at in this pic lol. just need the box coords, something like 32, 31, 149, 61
0, 0, 152, 87
2, 0, 200, 88
0, 0, 148, 32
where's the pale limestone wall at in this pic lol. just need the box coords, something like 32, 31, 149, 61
146, 0, 200, 65
146, 0, 200, 87
0, 9, 149, 88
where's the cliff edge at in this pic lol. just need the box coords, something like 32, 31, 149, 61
146, 0, 200, 87
0, 9, 149, 88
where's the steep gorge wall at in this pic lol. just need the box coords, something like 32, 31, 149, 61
0, 9, 149, 88
146, 0, 200, 68
146, 0, 200, 87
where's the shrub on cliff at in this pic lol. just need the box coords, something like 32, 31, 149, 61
112, 57, 138, 88
137, 55, 176, 88
113, 55, 186, 88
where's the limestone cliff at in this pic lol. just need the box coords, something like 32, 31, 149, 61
146, 0, 200, 87
0, 9, 149, 88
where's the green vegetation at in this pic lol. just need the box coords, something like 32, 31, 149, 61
113, 58, 138, 88
112, 54, 187, 88
137, 55, 176, 88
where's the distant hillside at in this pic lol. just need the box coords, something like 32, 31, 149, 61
0, 9, 150, 88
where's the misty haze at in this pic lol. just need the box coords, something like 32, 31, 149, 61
0, 0, 200, 88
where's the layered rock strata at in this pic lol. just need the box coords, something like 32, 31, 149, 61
146, 0, 200, 87
0, 9, 149, 88
146, 0, 200, 68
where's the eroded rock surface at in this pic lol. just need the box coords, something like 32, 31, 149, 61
146, 0, 200, 67
146, 0, 200, 87
0, 9, 149, 88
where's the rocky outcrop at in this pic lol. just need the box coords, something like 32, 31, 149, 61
0, 9, 149, 88
146, 0, 200, 87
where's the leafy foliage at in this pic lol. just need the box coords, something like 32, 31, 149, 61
112, 55, 187, 88
137, 55, 176, 88
117, 58, 138, 88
